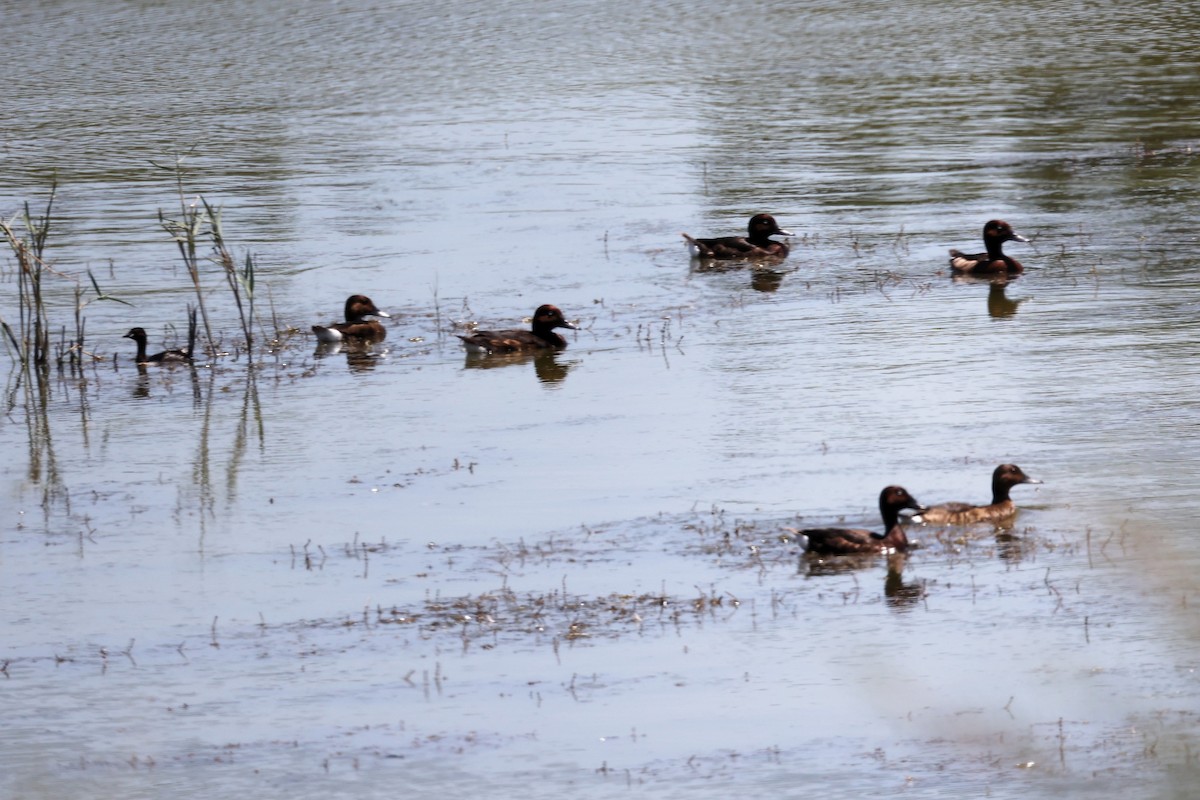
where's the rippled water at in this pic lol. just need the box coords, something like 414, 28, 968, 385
3, 1, 1199, 798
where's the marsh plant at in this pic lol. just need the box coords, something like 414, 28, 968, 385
0, 168, 263, 370
2, 176, 265, 529
156, 160, 259, 356
0, 182, 128, 371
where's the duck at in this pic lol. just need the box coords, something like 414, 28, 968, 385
949, 220, 1029, 274
908, 464, 1042, 526
457, 304, 578, 353
312, 295, 390, 343
123, 327, 191, 364
682, 213, 793, 260
789, 486, 926, 555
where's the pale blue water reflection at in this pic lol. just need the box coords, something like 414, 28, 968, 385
3, 0, 1200, 798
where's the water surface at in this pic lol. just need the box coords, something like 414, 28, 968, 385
2, 1, 1199, 798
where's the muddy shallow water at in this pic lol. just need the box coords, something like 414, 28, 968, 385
3, 1, 1200, 798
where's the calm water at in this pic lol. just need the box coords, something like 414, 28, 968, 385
3, 1, 1199, 798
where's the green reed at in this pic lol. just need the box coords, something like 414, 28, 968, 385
204, 198, 256, 353
0, 186, 55, 366
0, 181, 127, 371
157, 160, 258, 357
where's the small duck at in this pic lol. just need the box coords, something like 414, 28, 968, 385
790, 486, 927, 555
312, 295, 390, 343
457, 304, 578, 353
908, 464, 1042, 526
682, 213, 793, 260
949, 220, 1030, 274
123, 327, 191, 364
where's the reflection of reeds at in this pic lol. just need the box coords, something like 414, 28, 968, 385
178, 360, 264, 550
0, 183, 128, 528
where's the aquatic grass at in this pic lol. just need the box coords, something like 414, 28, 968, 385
430, 276, 443, 341
203, 197, 257, 353
0, 192, 54, 366
0, 184, 132, 530
157, 177, 214, 355
156, 159, 261, 358
0, 183, 129, 371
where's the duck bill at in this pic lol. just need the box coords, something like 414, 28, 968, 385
1021, 476, 1043, 485
1009, 232, 1030, 243
775, 228, 794, 237
373, 310, 391, 318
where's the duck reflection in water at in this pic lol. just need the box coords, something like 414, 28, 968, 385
986, 281, 1027, 318
131, 364, 152, 399
951, 273, 1029, 318
128, 358, 203, 401
313, 340, 386, 372
462, 348, 574, 385
800, 552, 879, 578
690, 260, 789, 293
797, 550, 925, 610
884, 554, 925, 611
994, 528, 1037, 564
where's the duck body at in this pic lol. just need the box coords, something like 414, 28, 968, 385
683, 213, 792, 260
795, 486, 926, 555
457, 304, 578, 353
949, 220, 1029, 274
123, 327, 191, 364
909, 464, 1042, 525
313, 320, 388, 343
312, 295, 390, 343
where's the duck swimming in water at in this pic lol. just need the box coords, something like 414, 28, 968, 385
457, 304, 578, 353
312, 295, 390, 343
949, 220, 1029, 275
123, 327, 191, 364
790, 486, 926, 555
682, 213, 793, 260
908, 464, 1042, 525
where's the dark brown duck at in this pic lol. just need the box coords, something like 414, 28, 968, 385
457, 304, 578, 353
312, 295, 390, 343
909, 464, 1042, 525
123, 327, 191, 364
949, 220, 1029, 274
792, 486, 926, 555
682, 213, 793, 260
